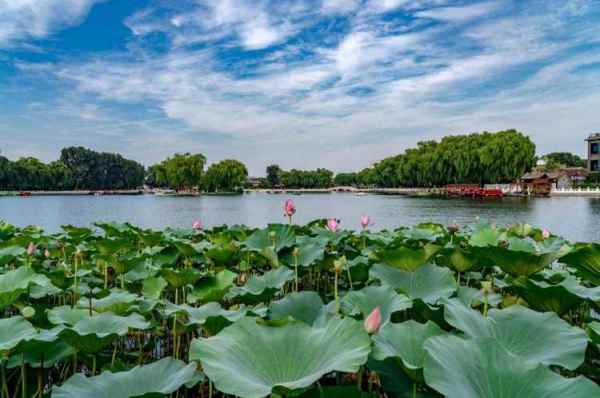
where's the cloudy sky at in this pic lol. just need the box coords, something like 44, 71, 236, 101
1, 0, 599, 175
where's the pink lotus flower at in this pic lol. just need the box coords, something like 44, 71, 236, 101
26, 242, 36, 256
326, 218, 339, 232
364, 307, 382, 334
360, 215, 372, 230
284, 199, 296, 217
192, 220, 203, 231
542, 229, 550, 239
44, 249, 51, 258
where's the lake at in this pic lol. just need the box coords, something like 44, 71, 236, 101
1, 193, 599, 242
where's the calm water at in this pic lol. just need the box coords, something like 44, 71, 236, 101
1, 193, 599, 242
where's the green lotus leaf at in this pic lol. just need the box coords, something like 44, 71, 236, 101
298, 386, 377, 397
52, 357, 198, 398
181, 302, 247, 334
587, 322, 600, 345
269, 291, 326, 325
443, 300, 588, 370
85, 290, 139, 314
468, 225, 502, 247
560, 243, 600, 285
341, 285, 412, 325
484, 245, 558, 277
245, 224, 296, 252
8, 338, 75, 368
160, 267, 203, 288
367, 358, 435, 398
189, 269, 237, 303
403, 224, 446, 242
0, 316, 37, 352
59, 312, 150, 353
377, 244, 440, 272
510, 275, 599, 315
423, 335, 600, 398
455, 286, 501, 308
372, 320, 446, 372
436, 245, 479, 272
370, 263, 457, 304
190, 316, 371, 398
142, 276, 167, 299
226, 267, 294, 303
0, 245, 25, 266
282, 236, 326, 268
205, 242, 239, 267
0, 266, 51, 309
48, 306, 98, 326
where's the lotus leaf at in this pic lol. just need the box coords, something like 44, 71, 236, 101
189, 269, 237, 303
161, 267, 202, 288
372, 320, 446, 371
52, 357, 197, 398
377, 244, 440, 272
141, 276, 167, 299
0, 266, 50, 309
341, 285, 412, 325
245, 224, 296, 252
423, 335, 599, 398
443, 300, 588, 370
370, 263, 457, 304
560, 243, 600, 285
190, 316, 371, 398
0, 316, 37, 352
226, 267, 293, 302
269, 291, 326, 325
48, 306, 98, 325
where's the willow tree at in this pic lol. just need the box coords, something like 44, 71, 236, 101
203, 159, 248, 192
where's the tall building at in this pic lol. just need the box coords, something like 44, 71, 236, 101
586, 133, 600, 172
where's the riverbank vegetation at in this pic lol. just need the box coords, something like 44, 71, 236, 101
0, 147, 145, 191
0, 129, 583, 192
0, 215, 598, 397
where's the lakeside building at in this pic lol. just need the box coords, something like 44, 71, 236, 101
520, 168, 590, 196
587, 133, 600, 172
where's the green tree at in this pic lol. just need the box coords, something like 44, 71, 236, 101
542, 152, 586, 168
266, 164, 282, 188
334, 172, 357, 186
149, 153, 206, 191
203, 159, 248, 192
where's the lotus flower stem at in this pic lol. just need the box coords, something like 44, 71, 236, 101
111, 344, 117, 368
21, 358, 26, 398
347, 268, 353, 289
334, 271, 339, 313
1, 363, 7, 398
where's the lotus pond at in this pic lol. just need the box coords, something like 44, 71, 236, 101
0, 218, 599, 398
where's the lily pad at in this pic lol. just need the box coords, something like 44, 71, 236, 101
52, 357, 198, 398
190, 316, 371, 398
423, 335, 600, 398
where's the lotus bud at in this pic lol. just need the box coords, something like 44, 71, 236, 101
333, 256, 346, 274
542, 229, 550, 239
27, 242, 36, 256
481, 281, 493, 294
326, 218, 339, 232
44, 249, 51, 258
360, 215, 371, 230
192, 220, 203, 230
292, 247, 300, 257
364, 307, 382, 334
21, 306, 35, 319
284, 199, 296, 217
447, 222, 459, 234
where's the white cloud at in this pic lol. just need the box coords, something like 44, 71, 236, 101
0, 0, 101, 47
416, 2, 500, 22
322, 0, 361, 14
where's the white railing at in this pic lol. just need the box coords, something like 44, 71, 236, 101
552, 187, 600, 194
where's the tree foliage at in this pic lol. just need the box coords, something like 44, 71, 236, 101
266, 165, 282, 188
542, 152, 586, 168
333, 172, 358, 186
147, 153, 206, 191
204, 159, 248, 192
357, 130, 536, 187
280, 168, 333, 188
0, 147, 144, 191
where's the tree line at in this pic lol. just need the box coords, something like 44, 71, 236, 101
0, 147, 145, 191
1, 130, 569, 191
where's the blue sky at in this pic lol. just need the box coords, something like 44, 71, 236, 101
1, 0, 600, 175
